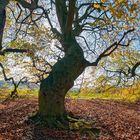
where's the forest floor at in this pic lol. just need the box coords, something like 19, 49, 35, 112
0, 98, 140, 140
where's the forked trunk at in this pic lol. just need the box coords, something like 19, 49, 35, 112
38, 38, 87, 126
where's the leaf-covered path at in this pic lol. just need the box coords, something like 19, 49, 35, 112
0, 98, 140, 140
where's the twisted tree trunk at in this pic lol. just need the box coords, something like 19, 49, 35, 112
38, 38, 87, 126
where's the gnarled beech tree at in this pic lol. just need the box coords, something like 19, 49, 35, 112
0, 0, 139, 127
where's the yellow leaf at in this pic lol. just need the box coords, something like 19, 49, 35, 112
101, 0, 106, 3
93, 3, 101, 9
116, 12, 123, 18
123, 25, 129, 30
133, 12, 137, 18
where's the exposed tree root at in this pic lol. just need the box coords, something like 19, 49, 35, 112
27, 113, 100, 138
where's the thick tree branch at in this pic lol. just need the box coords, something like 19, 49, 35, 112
55, 0, 67, 34
65, 0, 76, 37
0, 48, 28, 55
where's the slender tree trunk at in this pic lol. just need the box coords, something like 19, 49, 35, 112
10, 84, 18, 98
38, 38, 87, 126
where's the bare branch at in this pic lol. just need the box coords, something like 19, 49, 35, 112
87, 29, 135, 66
131, 62, 140, 77
0, 63, 14, 83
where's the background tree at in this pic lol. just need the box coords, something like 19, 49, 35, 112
0, 61, 28, 98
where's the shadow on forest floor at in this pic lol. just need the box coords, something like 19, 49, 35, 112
0, 98, 140, 140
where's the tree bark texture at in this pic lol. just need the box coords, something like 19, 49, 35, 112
38, 38, 87, 124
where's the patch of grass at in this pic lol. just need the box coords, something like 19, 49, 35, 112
0, 88, 11, 100
67, 90, 140, 102
0, 88, 38, 100
1, 87, 140, 103
17, 88, 38, 98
